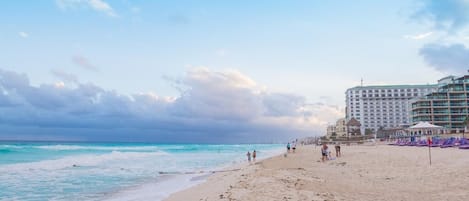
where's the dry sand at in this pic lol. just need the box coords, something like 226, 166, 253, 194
165, 144, 469, 201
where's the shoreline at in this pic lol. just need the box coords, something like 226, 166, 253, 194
102, 146, 285, 201
165, 144, 469, 201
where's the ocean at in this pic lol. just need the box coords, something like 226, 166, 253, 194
0, 142, 284, 201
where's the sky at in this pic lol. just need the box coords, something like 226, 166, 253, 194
1, 0, 469, 142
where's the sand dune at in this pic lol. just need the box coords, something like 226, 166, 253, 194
165, 144, 469, 201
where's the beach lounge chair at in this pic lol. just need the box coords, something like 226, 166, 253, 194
416, 140, 428, 147
441, 138, 457, 148
430, 139, 442, 147
458, 138, 469, 149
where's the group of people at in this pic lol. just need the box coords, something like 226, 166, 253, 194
286, 141, 297, 153
321, 143, 341, 162
246, 150, 257, 163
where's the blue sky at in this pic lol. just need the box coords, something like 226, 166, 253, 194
1, 0, 469, 142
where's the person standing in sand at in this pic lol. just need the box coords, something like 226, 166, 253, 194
252, 150, 257, 162
246, 151, 251, 163
321, 144, 328, 162
335, 144, 341, 157
287, 143, 291, 153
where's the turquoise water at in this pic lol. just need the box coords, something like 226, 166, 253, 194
0, 142, 283, 200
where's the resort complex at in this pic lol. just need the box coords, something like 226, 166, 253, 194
345, 84, 437, 133
411, 75, 469, 133
327, 74, 469, 140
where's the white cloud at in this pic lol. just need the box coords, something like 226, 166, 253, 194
419, 43, 469, 73
56, 0, 117, 17
0, 68, 343, 142
403, 32, 433, 40
18, 32, 29, 38
54, 81, 66, 88
411, 0, 469, 33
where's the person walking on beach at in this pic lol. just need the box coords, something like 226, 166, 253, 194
335, 144, 341, 157
321, 144, 328, 162
292, 142, 297, 153
246, 151, 251, 163
287, 143, 291, 153
252, 150, 257, 162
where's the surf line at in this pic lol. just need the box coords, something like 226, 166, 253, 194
158, 168, 241, 175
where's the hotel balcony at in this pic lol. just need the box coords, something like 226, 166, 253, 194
432, 119, 449, 124
412, 103, 431, 108
449, 95, 467, 100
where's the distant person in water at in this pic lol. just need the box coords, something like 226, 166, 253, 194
246, 151, 251, 163
321, 144, 328, 162
335, 144, 341, 157
252, 150, 257, 162
287, 143, 291, 153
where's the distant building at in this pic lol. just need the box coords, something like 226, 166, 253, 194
346, 117, 361, 136
326, 125, 336, 139
346, 84, 438, 134
325, 118, 361, 140
335, 118, 347, 138
411, 75, 469, 133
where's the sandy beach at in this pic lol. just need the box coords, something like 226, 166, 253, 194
165, 144, 469, 201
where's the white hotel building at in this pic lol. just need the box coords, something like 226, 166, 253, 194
345, 85, 438, 134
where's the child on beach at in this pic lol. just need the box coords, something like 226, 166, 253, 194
335, 144, 341, 157
287, 143, 291, 153
252, 150, 256, 162
246, 151, 251, 163
321, 144, 328, 162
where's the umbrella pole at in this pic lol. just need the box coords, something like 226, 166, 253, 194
428, 137, 432, 166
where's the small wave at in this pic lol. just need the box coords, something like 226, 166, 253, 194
0, 151, 169, 172
35, 145, 161, 151
0, 145, 24, 149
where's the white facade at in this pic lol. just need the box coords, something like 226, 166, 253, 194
345, 85, 438, 133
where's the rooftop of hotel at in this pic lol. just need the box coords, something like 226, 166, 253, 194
347, 84, 438, 90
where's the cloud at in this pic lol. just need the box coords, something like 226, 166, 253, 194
419, 43, 469, 73
403, 31, 433, 40
412, 0, 469, 32
56, 0, 117, 17
18, 32, 29, 38
72, 55, 98, 71
50, 69, 79, 83
0, 68, 343, 143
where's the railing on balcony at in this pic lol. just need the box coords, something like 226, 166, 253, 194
450, 86, 465, 91
432, 110, 449, 114
450, 103, 467, 107
451, 117, 466, 121
432, 103, 448, 107
449, 95, 466, 99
